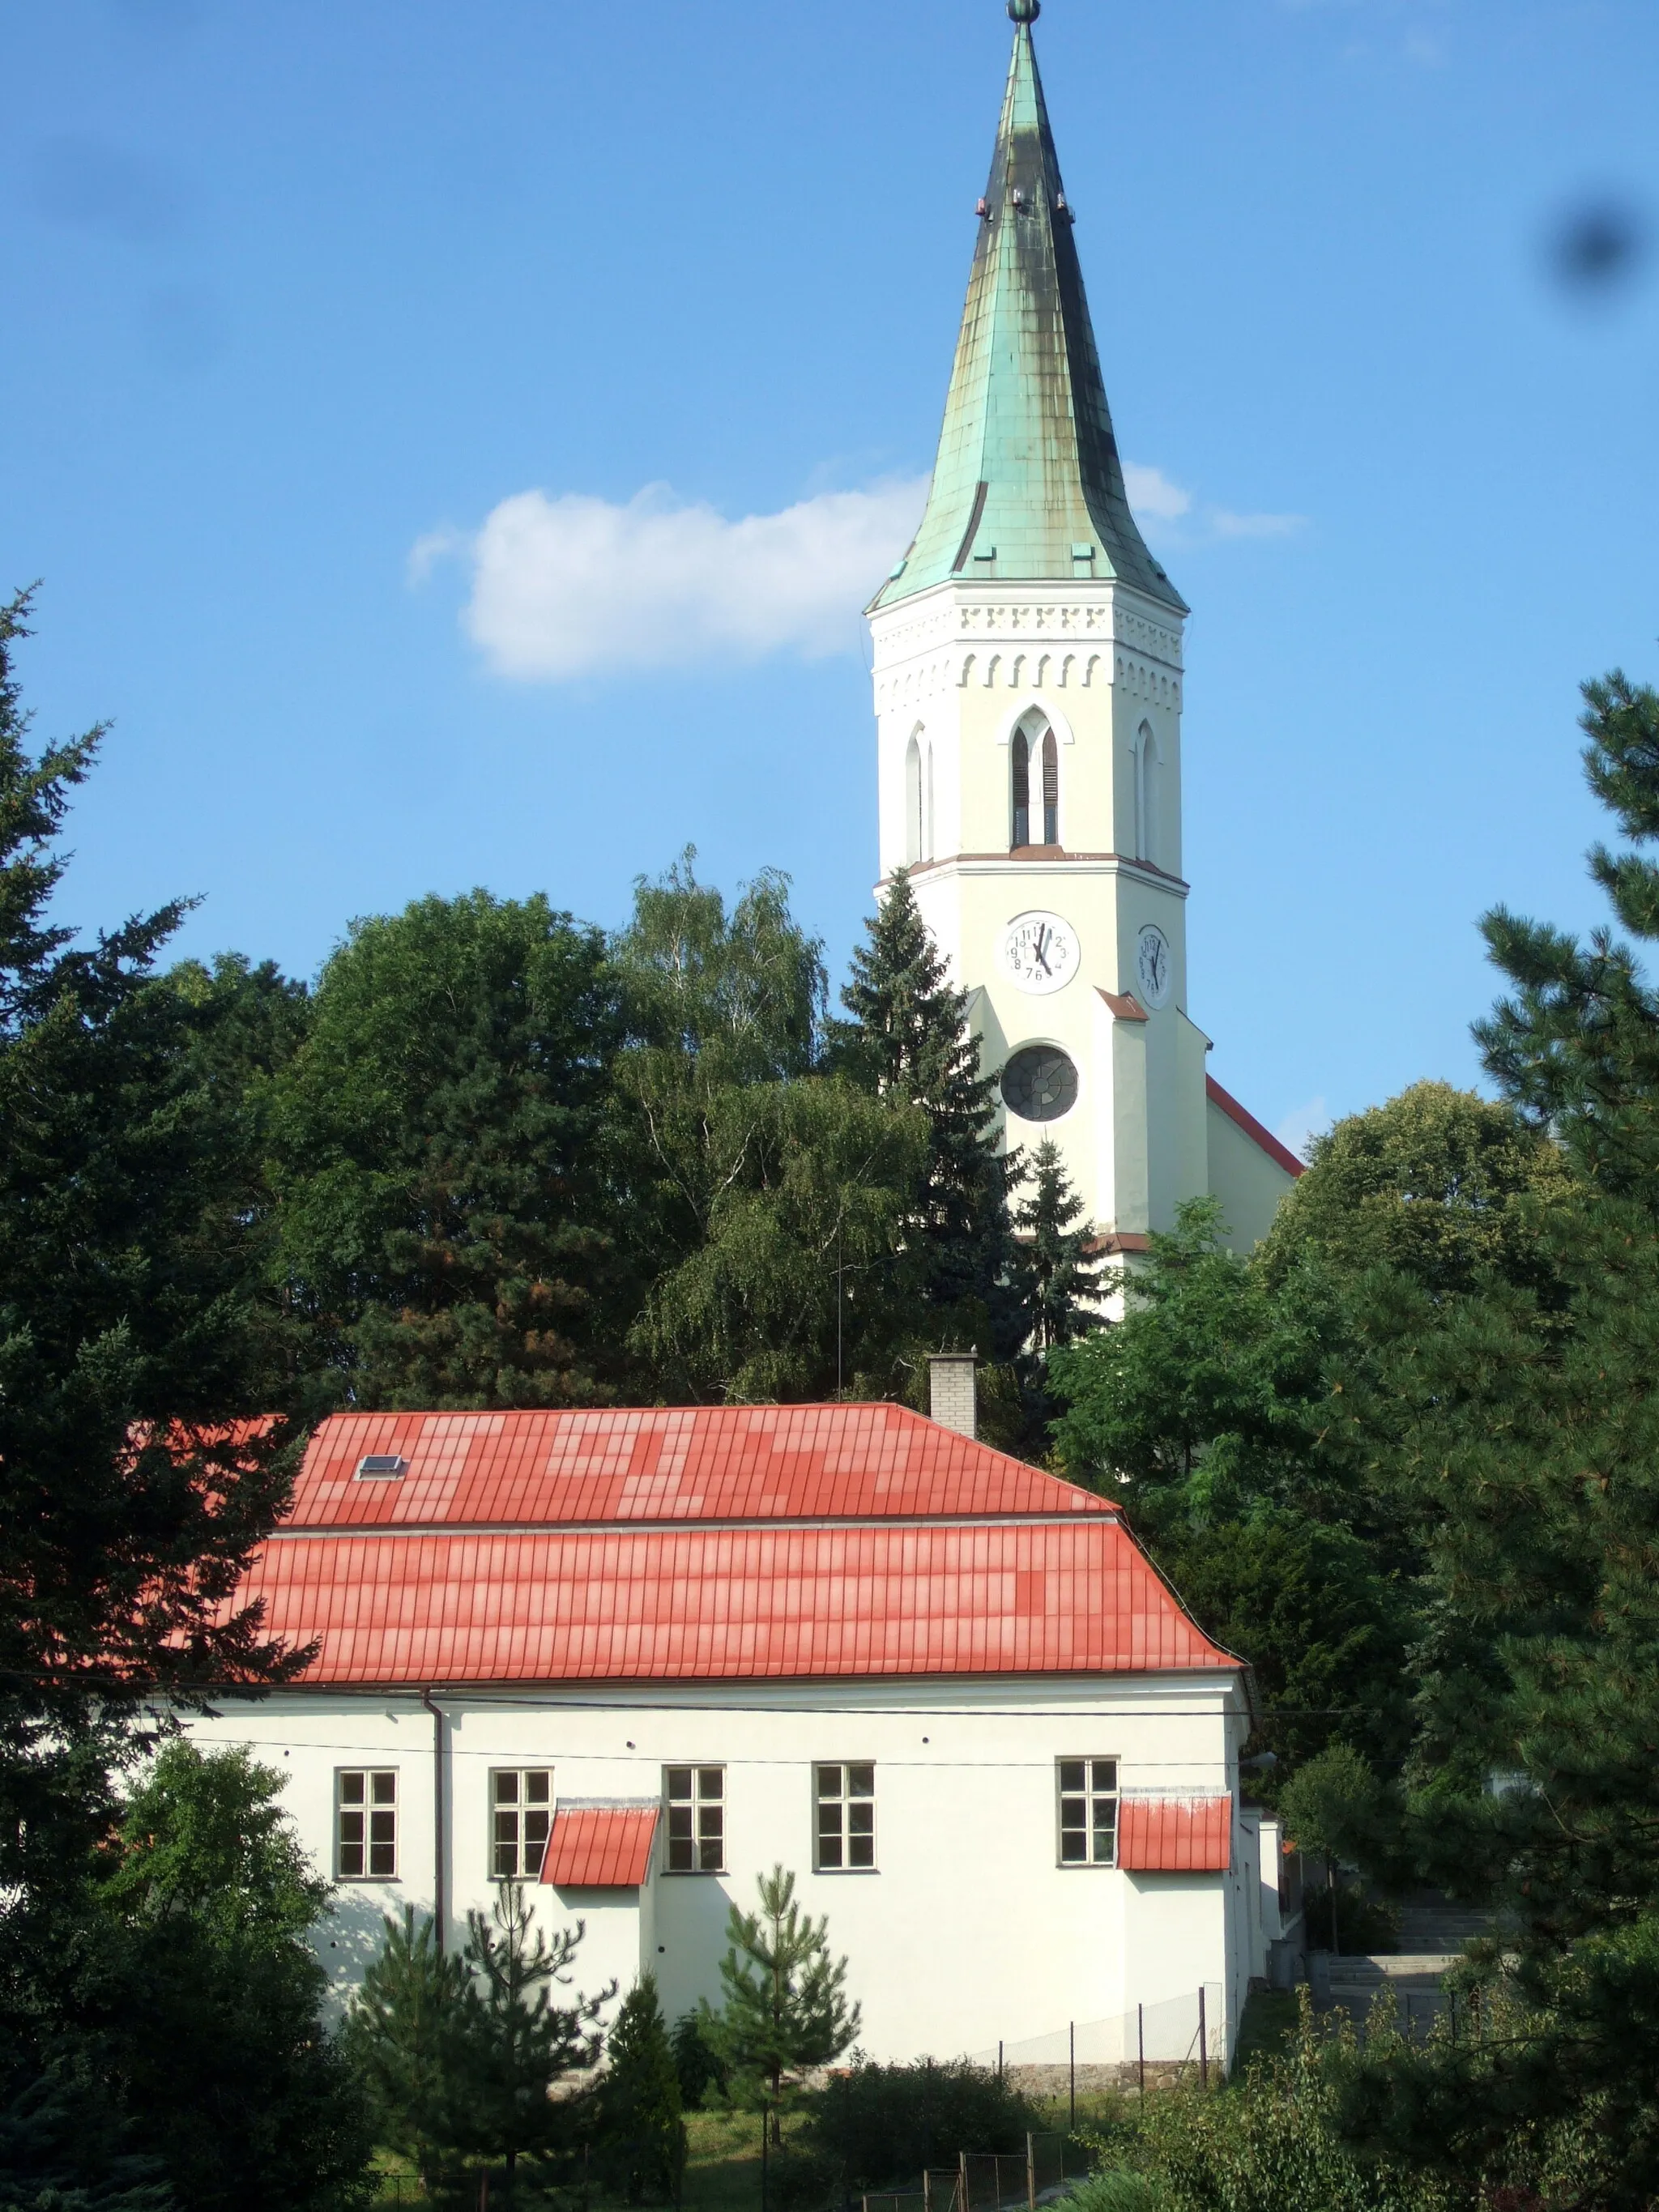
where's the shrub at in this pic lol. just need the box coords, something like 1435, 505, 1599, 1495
1058, 2177, 1166, 2212
800, 2058, 1037, 2190
595, 1976, 684, 2204
671, 2010, 727, 2109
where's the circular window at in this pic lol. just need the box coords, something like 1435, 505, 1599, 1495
1000, 1046, 1079, 1123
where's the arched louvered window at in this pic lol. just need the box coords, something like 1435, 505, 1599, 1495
1011, 731, 1030, 849
1042, 728, 1060, 846
925, 744, 935, 861
905, 735, 923, 864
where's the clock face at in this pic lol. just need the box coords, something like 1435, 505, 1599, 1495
1135, 924, 1172, 1009
1002, 911, 1080, 997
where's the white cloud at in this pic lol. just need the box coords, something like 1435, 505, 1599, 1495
1209, 506, 1309, 540
1122, 462, 1193, 522
1275, 1096, 1330, 1162
1124, 465, 1307, 546
422, 479, 928, 682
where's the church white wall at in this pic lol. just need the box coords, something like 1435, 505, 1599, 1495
1205, 1100, 1299, 1252
183, 1671, 1253, 2067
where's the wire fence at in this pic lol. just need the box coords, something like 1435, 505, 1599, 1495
966, 1985, 1226, 2103
859, 2131, 1076, 2212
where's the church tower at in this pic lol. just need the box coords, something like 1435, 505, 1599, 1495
868, 0, 1298, 1251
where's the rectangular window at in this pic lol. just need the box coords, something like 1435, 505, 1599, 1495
491, 1769, 553, 1879
664, 1766, 724, 1873
815, 1763, 876, 1871
338, 1769, 398, 1880
1057, 1758, 1118, 1866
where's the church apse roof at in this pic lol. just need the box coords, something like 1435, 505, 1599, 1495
872, 3, 1185, 617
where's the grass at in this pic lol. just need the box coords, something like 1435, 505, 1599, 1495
1230, 1988, 1299, 2075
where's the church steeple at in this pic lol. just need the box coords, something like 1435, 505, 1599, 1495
872, 0, 1183, 615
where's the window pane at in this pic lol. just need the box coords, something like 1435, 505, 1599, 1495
817, 1804, 843, 1838
850, 1834, 875, 1868
340, 1841, 365, 1877
819, 1834, 844, 1869
849, 1765, 875, 1798
698, 1837, 722, 1872
698, 1807, 723, 1841
666, 1769, 693, 1801
698, 1769, 723, 1798
1059, 1762, 1085, 1794
369, 1841, 395, 1877
668, 1838, 693, 1871
369, 1811, 395, 1843
339, 1810, 365, 1845
1092, 1761, 1118, 1792
372, 1773, 397, 1805
340, 1772, 365, 1805
494, 1771, 518, 1805
526, 1810, 551, 1846
1060, 1795, 1085, 1826
526, 1771, 551, 1804
817, 1766, 842, 1798
667, 1806, 693, 1839
1060, 1832, 1085, 1863
494, 1840, 516, 1877
495, 1811, 518, 1844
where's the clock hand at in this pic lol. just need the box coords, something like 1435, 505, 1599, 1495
1034, 927, 1051, 975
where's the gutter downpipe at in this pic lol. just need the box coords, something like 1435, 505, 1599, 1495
421, 1688, 446, 1951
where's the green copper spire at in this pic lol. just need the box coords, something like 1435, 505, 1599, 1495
872, 8, 1184, 614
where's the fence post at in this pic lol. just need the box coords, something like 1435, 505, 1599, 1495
1026, 2133, 1035, 2212
1198, 1988, 1209, 2091
997, 2039, 1004, 2085
1068, 2020, 1076, 2130
959, 2150, 969, 2212
1137, 2002, 1145, 2099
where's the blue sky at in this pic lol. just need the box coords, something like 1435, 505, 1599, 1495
3, 0, 1657, 1150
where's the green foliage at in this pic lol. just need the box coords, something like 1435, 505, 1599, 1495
96, 1743, 373, 2212
595, 1975, 685, 2203
343, 1909, 475, 2184
834, 871, 1017, 1350
1260, 1079, 1568, 1301
0, 2070, 173, 2212
699, 1866, 860, 2108
799, 2057, 1036, 2189
268, 889, 625, 1409
1298, 1879, 1400, 1956
1010, 1139, 1101, 1357
669, 2010, 727, 2112
613, 854, 930, 1402
457, 1883, 609, 2180
1057, 2174, 1166, 2212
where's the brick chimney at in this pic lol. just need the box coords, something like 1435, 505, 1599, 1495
928, 1352, 979, 1441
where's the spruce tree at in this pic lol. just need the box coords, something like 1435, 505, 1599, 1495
595, 1975, 685, 2204
1010, 1139, 1101, 1354
835, 871, 1015, 1340
698, 1866, 860, 2112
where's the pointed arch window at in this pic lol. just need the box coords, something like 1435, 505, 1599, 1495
1135, 722, 1162, 869
925, 744, 936, 862
1011, 731, 1030, 849
1042, 728, 1060, 846
905, 735, 923, 865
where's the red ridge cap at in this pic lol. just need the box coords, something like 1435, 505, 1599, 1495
1205, 1076, 1305, 1179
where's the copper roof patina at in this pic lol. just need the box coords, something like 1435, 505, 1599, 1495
872, 3, 1184, 616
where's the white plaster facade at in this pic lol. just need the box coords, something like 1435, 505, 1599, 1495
186, 1668, 1272, 2070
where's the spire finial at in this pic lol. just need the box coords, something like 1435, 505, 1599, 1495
1008, 0, 1040, 21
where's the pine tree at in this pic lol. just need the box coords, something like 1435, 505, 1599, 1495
457, 1883, 610, 2192
698, 1866, 860, 2113
1010, 1140, 1102, 1355
595, 1975, 685, 2205
834, 871, 1015, 1339
345, 1908, 475, 2187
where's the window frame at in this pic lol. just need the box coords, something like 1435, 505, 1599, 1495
337, 1767, 399, 1882
1056, 1757, 1119, 1869
489, 1767, 554, 1881
663, 1764, 726, 1874
813, 1762, 877, 1873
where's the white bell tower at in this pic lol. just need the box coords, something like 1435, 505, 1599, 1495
867, 0, 1298, 1252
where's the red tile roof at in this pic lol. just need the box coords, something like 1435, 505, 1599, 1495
282, 1404, 1111, 1532
232, 1405, 1239, 1691
1118, 1796, 1232, 1872
540, 1804, 659, 1888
